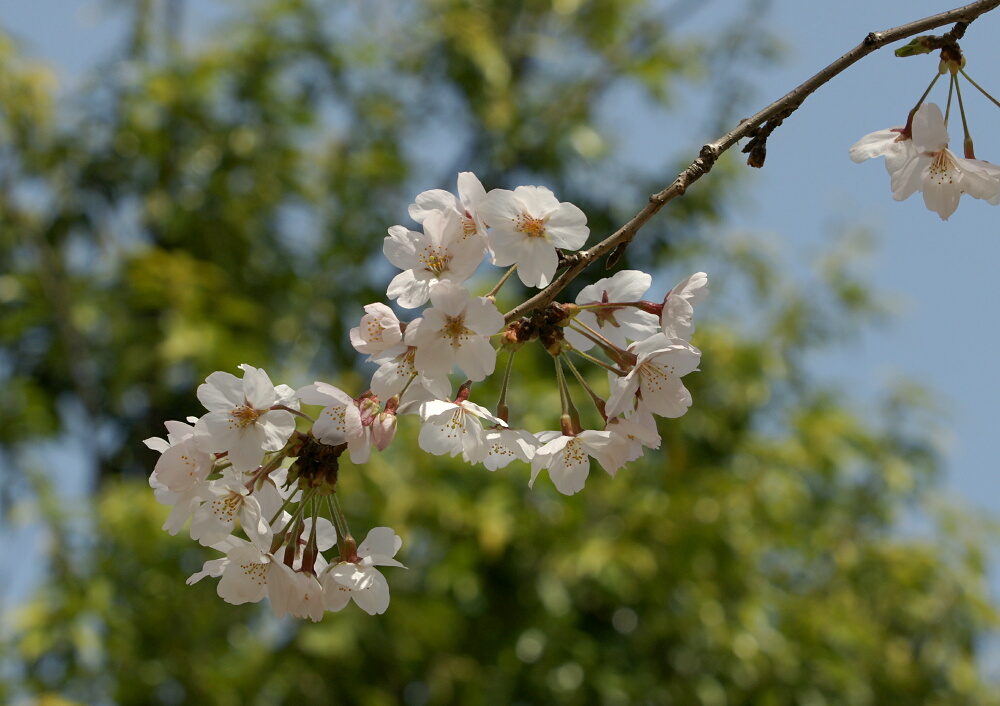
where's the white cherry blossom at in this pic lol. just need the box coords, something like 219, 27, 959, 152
297, 382, 372, 463
481, 427, 540, 471
408, 171, 489, 241
479, 185, 589, 288
661, 272, 709, 343
887, 103, 1000, 220
350, 303, 403, 357
384, 209, 486, 308
408, 284, 504, 382
417, 398, 504, 462
370, 344, 453, 402
194, 364, 298, 473
189, 478, 272, 549
606, 334, 701, 419
564, 270, 659, 352
529, 430, 616, 496
268, 562, 326, 622
321, 527, 406, 616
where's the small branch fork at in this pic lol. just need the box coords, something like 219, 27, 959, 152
503, 0, 1000, 324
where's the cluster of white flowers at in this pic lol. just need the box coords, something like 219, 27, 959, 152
145, 366, 405, 620
851, 101, 1000, 220
146, 173, 708, 619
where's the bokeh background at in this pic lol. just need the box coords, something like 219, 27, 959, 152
3, 0, 1000, 704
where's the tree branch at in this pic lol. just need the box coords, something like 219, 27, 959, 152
503, 0, 1000, 323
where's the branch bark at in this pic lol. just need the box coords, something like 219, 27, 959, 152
503, 0, 1000, 323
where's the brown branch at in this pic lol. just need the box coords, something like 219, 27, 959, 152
503, 0, 1000, 323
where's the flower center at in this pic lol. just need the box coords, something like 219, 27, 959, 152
515, 213, 546, 239
231, 404, 262, 428
443, 315, 472, 342
928, 150, 956, 185
419, 247, 451, 274
462, 215, 478, 238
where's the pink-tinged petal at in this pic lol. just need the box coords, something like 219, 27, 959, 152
350, 569, 391, 615
240, 365, 277, 409
144, 436, 171, 453
408, 188, 461, 223
513, 185, 559, 217
217, 543, 270, 605
427, 282, 471, 316
479, 188, 522, 225
197, 371, 243, 411
922, 179, 960, 220
187, 557, 228, 585
321, 571, 353, 612
347, 429, 372, 464
227, 425, 267, 472
266, 562, 299, 617
458, 172, 487, 211
358, 527, 403, 560
455, 337, 497, 381
911, 103, 949, 153
464, 297, 505, 335
297, 382, 355, 408
387, 270, 432, 309
260, 410, 295, 451
890, 155, 928, 201
849, 128, 905, 163
605, 371, 640, 419
516, 240, 559, 288
383, 225, 421, 269
544, 204, 589, 250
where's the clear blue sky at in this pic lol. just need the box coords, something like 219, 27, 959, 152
3, 0, 999, 631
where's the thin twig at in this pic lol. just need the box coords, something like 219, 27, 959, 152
503, 0, 1000, 323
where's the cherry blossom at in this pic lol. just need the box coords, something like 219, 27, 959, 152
370, 344, 452, 402
408, 284, 504, 382
189, 478, 272, 548
479, 185, 589, 288
481, 427, 540, 471
194, 364, 298, 473
297, 382, 372, 463
529, 430, 616, 496
384, 209, 486, 308
564, 270, 659, 352
350, 303, 403, 357
606, 334, 701, 419
417, 398, 504, 462
661, 272, 709, 343
853, 103, 1000, 220
321, 527, 406, 615
408, 171, 489, 241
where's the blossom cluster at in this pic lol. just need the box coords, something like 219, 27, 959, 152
851, 101, 1000, 220
146, 173, 708, 619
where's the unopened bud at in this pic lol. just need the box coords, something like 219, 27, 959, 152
372, 411, 397, 451
358, 395, 380, 426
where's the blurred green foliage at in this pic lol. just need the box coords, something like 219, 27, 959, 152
2, 1, 998, 704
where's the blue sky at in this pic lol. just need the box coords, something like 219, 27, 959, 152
3, 0, 1000, 615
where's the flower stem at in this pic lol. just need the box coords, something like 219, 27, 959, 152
562, 354, 608, 423
486, 265, 518, 299
960, 69, 1000, 110
554, 356, 582, 434
953, 73, 975, 158
496, 350, 516, 423
570, 347, 628, 376
945, 71, 955, 125
271, 404, 315, 423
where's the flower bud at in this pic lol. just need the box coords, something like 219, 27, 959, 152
358, 395, 380, 426
372, 411, 397, 451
